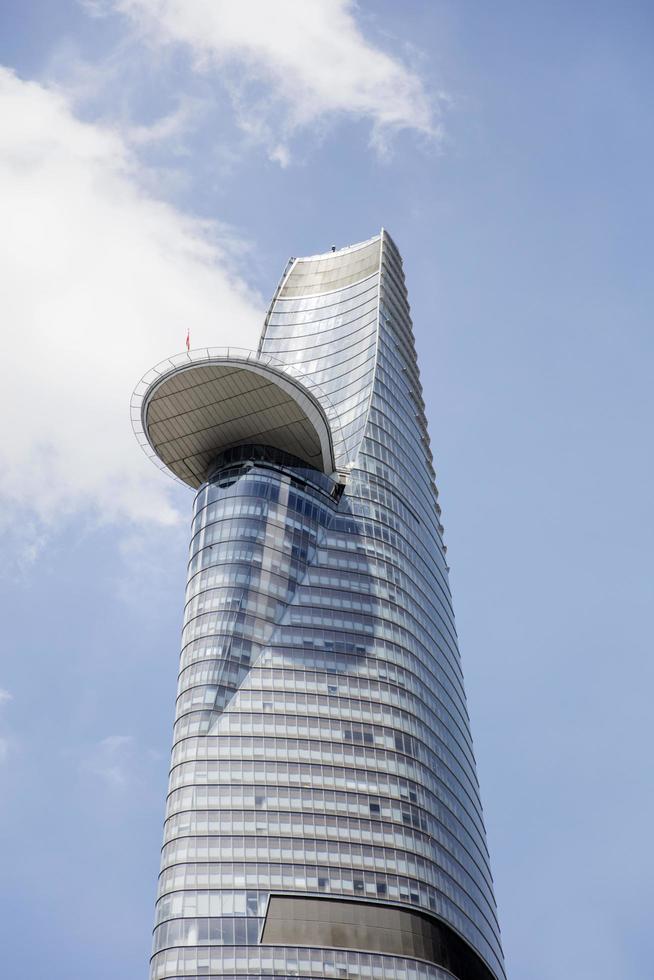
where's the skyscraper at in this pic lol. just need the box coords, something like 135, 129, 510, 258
132, 231, 506, 980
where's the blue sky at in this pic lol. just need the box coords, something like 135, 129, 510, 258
1, 2, 653, 978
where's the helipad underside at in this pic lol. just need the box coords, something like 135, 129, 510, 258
140, 358, 335, 489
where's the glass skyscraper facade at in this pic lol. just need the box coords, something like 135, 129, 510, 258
132, 232, 505, 980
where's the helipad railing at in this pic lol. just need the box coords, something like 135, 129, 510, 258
130, 346, 349, 489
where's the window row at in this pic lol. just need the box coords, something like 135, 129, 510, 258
168, 754, 485, 855
175, 664, 473, 762
267, 280, 377, 324
182, 569, 460, 684
170, 708, 480, 809
151, 860, 500, 969
163, 785, 494, 898
177, 638, 471, 760
151, 944, 457, 980
157, 834, 495, 939
152, 915, 261, 953
270, 270, 378, 313
180, 604, 466, 719
155, 889, 266, 924
166, 759, 489, 871
159, 813, 494, 923
173, 683, 477, 780
168, 734, 484, 848
184, 556, 456, 650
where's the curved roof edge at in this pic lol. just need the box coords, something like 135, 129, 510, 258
290, 231, 382, 264
131, 348, 347, 490
275, 233, 382, 301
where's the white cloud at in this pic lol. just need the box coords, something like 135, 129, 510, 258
81, 733, 163, 789
110, 0, 438, 154
82, 734, 135, 787
0, 689, 12, 705
0, 68, 262, 529
126, 97, 202, 146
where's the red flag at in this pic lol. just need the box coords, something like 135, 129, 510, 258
185, 328, 190, 351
